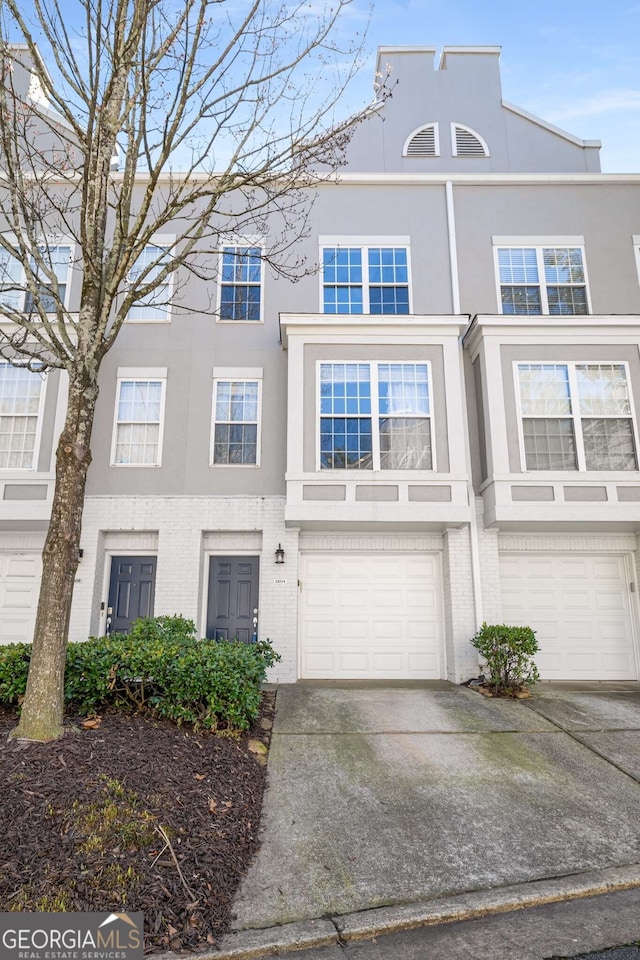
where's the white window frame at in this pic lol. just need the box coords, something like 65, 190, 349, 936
319, 236, 413, 315
493, 236, 592, 316
0, 360, 47, 472
315, 359, 435, 472
110, 367, 167, 467
0, 238, 73, 314
216, 239, 265, 324
125, 236, 174, 323
210, 367, 263, 467
513, 360, 640, 473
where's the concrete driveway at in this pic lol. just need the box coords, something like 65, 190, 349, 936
232, 681, 640, 933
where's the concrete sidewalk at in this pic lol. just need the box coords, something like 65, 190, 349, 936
221, 681, 640, 957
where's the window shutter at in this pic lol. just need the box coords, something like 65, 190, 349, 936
453, 124, 488, 157
403, 124, 439, 157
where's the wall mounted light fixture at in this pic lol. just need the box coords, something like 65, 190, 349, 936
275, 543, 285, 564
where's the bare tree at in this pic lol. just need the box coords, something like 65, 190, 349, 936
0, 0, 382, 740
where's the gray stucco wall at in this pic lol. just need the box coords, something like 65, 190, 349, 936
342, 47, 599, 175
454, 183, 640, 316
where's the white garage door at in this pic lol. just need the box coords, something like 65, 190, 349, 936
0, 552, 41, 645
500, 553, 638, 680
300, 552, 443, 679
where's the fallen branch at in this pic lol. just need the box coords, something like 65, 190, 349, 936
154, 824, 196, 901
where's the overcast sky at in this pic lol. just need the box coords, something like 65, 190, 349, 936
341, 0, 640, 172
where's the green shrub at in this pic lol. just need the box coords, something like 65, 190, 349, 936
0, 642, 30, 704
471, 622, 540, 693
0, 616, 280, 731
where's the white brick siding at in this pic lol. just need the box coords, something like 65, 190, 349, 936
70, 495, 298, 682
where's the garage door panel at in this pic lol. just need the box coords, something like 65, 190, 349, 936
300, 552, 443, 679
594, 590, 626, 612
0, 551, 42, 647
592, 557, 626, 579
500, 552, 637, 680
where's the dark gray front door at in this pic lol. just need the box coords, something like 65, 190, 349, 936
107, 556, 157, 634
207, 556, 259, 642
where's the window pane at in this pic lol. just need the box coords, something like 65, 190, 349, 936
369, 286, 410, 314
547, 285, 588, 315
576, 364, 631, 416
320, 416, 372, 469
379, 418, 432, 469
518, 364, 571, 416
115, 422, 159, 465
498, 248, 538, 284
500, 286, 541, 315
582, 418, 637, 470
522, 418, 577, 470
323, 285, 363, 314
220, 283, 261, 321
213, 423, 257, 464
319, 364, 371, 415
543, 248, 585, 284
118, 381, 162, 422
378, 363, 429, 416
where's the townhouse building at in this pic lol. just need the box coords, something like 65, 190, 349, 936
3, 44, 640, 683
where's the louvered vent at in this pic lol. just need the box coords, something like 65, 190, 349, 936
453, 124, 488, 157
405, 124, 438, 157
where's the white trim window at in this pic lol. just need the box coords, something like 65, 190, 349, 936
212, 378, 261, 465
516, 362, 638, 471
322, 245, 410, 314
0, 362, 45, 469
0, 244, 72, 313
219, 246, 263, 322
319, 362, 433, 470
112, 376, 166, 466
127, 244, 172, 322
496, 245, 589, 315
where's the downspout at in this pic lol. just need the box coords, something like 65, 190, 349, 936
445, 180, 483, 632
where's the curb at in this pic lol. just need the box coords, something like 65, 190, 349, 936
205, 862, 640, 959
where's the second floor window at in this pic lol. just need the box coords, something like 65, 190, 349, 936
322, 246, 410, 314
319, 362, 432, 469
516, 362, 637, 471
127, 245, 172, 322
0, 245, 71, 314
219, 246, 262, 321
112, 378, 165, 466
0, 363, 44, 469
497, 246, 588, 315
212, 379, 260, 465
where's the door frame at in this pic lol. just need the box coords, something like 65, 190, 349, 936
100, 550, 157, 637
201, 549, 261, 641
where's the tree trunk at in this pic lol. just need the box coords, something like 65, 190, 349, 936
11, 370, 98, 741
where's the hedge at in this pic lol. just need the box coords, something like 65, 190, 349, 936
0, 616, 280, 731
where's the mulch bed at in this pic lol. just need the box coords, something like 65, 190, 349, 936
0, 693, 275, 952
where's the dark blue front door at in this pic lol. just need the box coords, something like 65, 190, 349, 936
206, 556, 259, 642
107, 556, 157, 634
